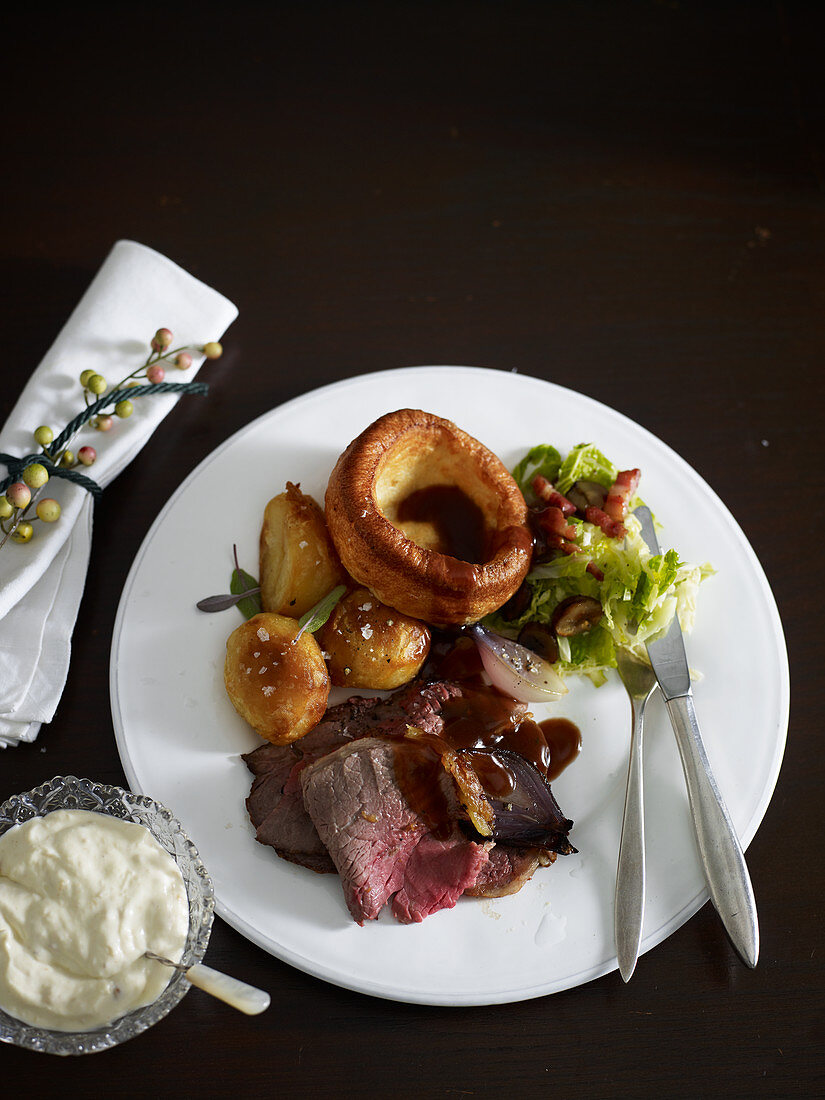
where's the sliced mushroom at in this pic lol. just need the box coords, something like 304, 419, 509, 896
517, 622, 559, 665
566, 479, 608, 513
550, 595, 603, 637
501, 581, 533, 622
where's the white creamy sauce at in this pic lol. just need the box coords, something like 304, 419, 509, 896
0, 809, 189, 1032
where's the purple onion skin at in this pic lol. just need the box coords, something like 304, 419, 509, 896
480, 748, 576, 853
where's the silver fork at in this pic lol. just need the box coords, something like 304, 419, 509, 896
614, 647, 657, 982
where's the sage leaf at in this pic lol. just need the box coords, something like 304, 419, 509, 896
295, 585, 347, 639
196, 588, 261, 613
230, 568, 263, 620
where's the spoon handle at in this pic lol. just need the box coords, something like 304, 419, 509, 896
614, 698, 646, 982
185, 963, 271, 1015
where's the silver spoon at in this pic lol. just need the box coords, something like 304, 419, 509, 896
613, 648, 657, 982
145, 952, 271, 1015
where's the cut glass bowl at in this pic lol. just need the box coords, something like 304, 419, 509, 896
0, 775, 214, 1056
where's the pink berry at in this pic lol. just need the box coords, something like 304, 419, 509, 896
95, 415, 114, 432
146, 363, 166, 384
6, 482, 31, 509
174, 352, 192, 371
151, 327, 173, 352
78, 446, 97, 466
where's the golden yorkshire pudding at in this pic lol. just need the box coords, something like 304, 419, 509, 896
324, 409, 532, 625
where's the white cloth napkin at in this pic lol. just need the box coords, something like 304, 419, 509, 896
0, 240, 238, 746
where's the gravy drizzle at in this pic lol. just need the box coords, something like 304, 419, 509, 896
395, 635, 581, 833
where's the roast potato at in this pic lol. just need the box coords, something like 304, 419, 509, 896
260, 482, 346, 618
316, 586, 431, 689
224, 612, 330, 744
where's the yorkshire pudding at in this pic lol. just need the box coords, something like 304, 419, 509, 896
325, 409, 532, 625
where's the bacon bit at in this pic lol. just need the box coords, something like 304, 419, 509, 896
603, 468, 641, 524
537, 506, 580, 555
585, 505, 627, 540
532, 475, 576, 515
538, 506, 576, 540
586, 561, 605, 581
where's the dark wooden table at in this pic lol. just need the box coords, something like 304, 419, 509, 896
2, 2, 823, 1095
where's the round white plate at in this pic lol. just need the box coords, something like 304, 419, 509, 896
110, 366, 789, 1005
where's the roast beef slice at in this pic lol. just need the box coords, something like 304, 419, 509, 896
242, 680, 465, 874
465, 844, 547, 898
300, 737, 489, 924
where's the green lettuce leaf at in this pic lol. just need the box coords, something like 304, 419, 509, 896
512, 444, 562, 501
485, 466, 713, 685
555, 443, 617, 495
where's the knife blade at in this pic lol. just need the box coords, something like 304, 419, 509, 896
634, 505, 759, 968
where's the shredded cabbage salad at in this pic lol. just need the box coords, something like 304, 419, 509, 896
485, 442, 714, 685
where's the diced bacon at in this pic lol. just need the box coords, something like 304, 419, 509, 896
550, 537, 580, 555
532, 475, 576, 515
603, 468, 641, 524
586, 561, 605, 581
538, 506, 577, 540
537, 506, 580, 556
585, 505, 627, 540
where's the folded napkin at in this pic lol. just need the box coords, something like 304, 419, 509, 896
0, 241, 238, 746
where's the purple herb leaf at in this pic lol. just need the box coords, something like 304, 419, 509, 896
197, 587, 262, 613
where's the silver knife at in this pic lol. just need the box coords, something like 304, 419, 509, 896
634, 505, 759, 968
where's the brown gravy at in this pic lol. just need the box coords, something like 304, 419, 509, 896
397, 485, 488, 563
395, 635, 581, 827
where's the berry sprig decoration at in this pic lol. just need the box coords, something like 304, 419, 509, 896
0, 328, 223, 549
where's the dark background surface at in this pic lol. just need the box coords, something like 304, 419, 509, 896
2, 2, 823, 1095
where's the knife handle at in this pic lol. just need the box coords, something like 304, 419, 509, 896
666, 693, 759, 968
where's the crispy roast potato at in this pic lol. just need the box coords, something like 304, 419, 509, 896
224, 612, 330, 744
260, 482, 346, 618
316, 586, 431, 690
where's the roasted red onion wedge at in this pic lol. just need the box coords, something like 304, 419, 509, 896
478, 748, 577, 853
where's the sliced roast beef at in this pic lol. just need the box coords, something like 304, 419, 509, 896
245, 758, 335, 873
242, 680, 468, 868
247, 767, 293, 829
465, 844, 550, 898
391, 831, 491, 923
242, 674, 574, 921
243, 740, 297, 779
300, 736, 489, 924
256, 788, 336, 873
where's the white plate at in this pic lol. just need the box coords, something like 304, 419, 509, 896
110, 366, 789, 1006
